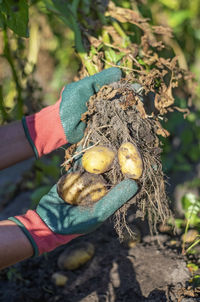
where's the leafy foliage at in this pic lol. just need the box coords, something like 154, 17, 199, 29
174, 193, 200, 254
0, 0, 29, 37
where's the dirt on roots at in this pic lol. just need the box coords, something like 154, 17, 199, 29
63, 80, 173, 240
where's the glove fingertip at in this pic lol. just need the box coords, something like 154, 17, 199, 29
92, 67, 122, 93
100, 67, 122, 83
95, 179, 138, 219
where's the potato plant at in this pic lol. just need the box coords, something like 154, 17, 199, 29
0, 0, 195, 239
51, 0, 193, 238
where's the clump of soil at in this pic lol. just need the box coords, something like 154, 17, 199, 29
83, 81, 172, 239
63, 80, 172, 240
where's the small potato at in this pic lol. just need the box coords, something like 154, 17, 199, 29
57, 172, 107, 205
51, 272, 68, 286
58, 242, 95, 270
181, 229, 199, 243
118, 142, 143, 179
82, 146, 115, 174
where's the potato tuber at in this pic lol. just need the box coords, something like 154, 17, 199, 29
58, 242, 95, 270
51, 272, 68, 286
57, 171, 107, 205
82, 146, 115, 174
118, 142, 143, 180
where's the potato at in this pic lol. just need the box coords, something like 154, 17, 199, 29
51, 272, 68, 286
57, 171, 107, 205
58, 242, 95, 270
181, 229, 199, 243
118, 142, 143, 179
82, 146, 115, 174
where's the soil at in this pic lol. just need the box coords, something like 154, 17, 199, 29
66, 81, 171, 240
0, 217, 200, 302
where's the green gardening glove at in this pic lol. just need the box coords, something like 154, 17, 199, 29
10, 178, 138, 256
23, 68, 122, 157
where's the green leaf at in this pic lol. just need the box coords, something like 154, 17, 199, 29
81, 0, 90, 15
187, 263, 199, 272
188, 145, 200, 162
169, 10, 192, 29
173, 162, 192, 172
182, 193, 200, 227
182, 193, 197, 211
0, 10, 5, 28
105, 49, 125, 64
52, 0, 73, 24
192, 275, 200, 287
174, 218, 184, 229
0, 0, 29, 37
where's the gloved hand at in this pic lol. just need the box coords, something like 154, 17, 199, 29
8, 179, 138, 257
23, 68, 122, 158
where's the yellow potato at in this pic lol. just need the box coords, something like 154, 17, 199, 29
51, 272, 68, 286
77, 181, 107, 204
181, 229, 199, 243
57, 172, 107, 205
118, 142, 143, 179
82, 146, 115, 174
58, 242, 95, 270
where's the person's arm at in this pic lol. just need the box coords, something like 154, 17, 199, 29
0, 121, 34, 171
0, 220, 33, 270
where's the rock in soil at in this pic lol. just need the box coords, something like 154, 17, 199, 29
51, 272, 68, 286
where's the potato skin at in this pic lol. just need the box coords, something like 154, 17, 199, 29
82, 146, 115, 174
57, 172, 107, 205
118, 142, 143, 179
51, 273, 68, 286
58, 242, 95, 270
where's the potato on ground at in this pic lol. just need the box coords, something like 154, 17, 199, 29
82, 145, 115, 174
57, 171, 107, 205
51, 272, 68, 286
58, 242, 95, 270
118, 142, 143, 180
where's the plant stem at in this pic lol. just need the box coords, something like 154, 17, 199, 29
186, 237, 200, 254
102, 30, 113, 69
72, 0, 80, 16
70, 11, 97, 75
182, 218, 190, 254
112, 21, 130, 47
96, 10, 107, 25
3, 29, 23, 119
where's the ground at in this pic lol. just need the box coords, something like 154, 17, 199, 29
0, 159, 200, 302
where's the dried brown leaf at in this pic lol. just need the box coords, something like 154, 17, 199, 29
152, 26, 173, 39
107, 1, 149, 27
155, 121, 170, 137
136, 99, 147, 119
